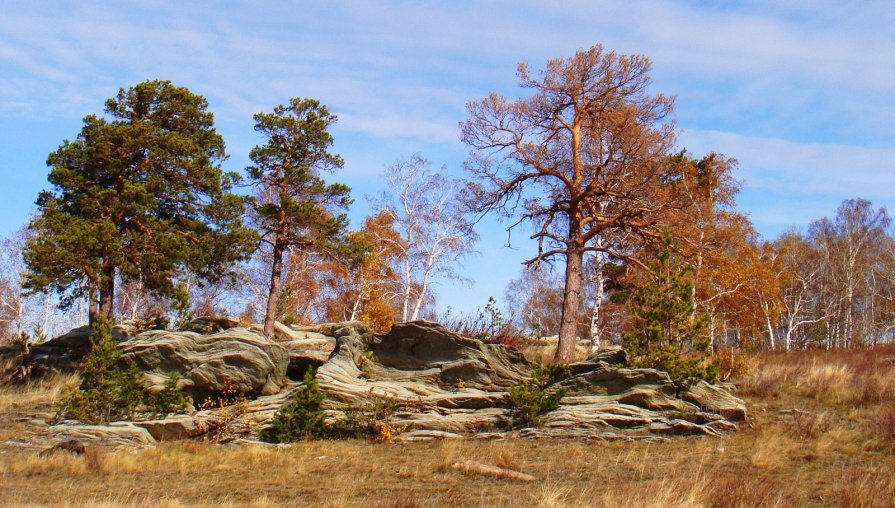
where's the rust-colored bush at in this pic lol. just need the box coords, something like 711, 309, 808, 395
715, 348, 751, 382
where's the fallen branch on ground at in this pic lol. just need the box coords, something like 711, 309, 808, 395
450, 460, 536, 481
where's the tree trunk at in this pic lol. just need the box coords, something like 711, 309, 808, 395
87, 285, 98, 325
589, 253, 605, 354
97, 265, 116, 323
264, 241, 286, 339
410, 256, 435, 321
400, 256, 412, 322
555, 244, 584, 362
766, 314, 776, 350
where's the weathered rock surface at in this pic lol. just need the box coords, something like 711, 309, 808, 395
27, 324, 137, 373
286, 350, 331, 381
179, 316, 241, 335
678, 379, 747, 421
34, 422, 157, 448
585, 346, 627, 366
310, 321, 745, 440
15, 319, 748, 449
373, 321, 530, 390
119, 327, 290, 402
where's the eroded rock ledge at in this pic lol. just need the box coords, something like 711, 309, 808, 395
9, 320, 746, 449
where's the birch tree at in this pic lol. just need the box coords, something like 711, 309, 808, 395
771, 233, 828, 350
809, 199, 890, 348
373, 154, 477, 322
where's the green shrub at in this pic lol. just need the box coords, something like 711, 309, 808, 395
332, 390, 408, 441
54, 318, 191, 423
55, 319, 148, 423
508, 357, 569, 428
628, 343, 719, 383
260, 367, 327, 443
146, 373, 192, 416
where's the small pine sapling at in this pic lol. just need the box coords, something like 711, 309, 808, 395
508, 357, 570, 428
54, 318, 146, 423
146, 373, 193, 416
622, 233, 719, 383
261, 367, 327, 442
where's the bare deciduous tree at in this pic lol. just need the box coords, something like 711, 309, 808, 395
505, 265, 564, 337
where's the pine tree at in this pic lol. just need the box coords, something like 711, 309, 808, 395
54, 318, 147, 423
261, 367, 328, 442
54, 318, 191, 422
25, 80, 256, 322
622, 233, 718, 382
246, 98, 353, 338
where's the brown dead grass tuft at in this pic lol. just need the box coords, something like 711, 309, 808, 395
837, 463, 895, 508
707, 475, 789, 508
85, 445, 109, 473
740, 345, 895, 407
749, 426, 798, 471
787, 409, 832, 439
873, 405, 895, 441
0, 371, 79, 412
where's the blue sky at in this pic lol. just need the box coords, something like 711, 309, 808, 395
2, 1, 894, 315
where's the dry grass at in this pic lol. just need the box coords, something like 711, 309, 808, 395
0, 372, 78, 411
1, 346, 894, 506
739, 344, 895, 406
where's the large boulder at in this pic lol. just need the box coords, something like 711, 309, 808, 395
373, 321, 530, 390
678, 379, 748, 421
585, 346, 627, 366
39, 422, 156, 448
119, 327, 289, 402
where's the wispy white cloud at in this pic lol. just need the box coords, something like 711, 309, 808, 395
683, 129, 895, 196
3, 0, 892, 146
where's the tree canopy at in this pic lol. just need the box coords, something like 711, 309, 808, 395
24, 80, 255, 323
462, 45, 681, 361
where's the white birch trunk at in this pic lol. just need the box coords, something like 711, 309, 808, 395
589, 253, 605, 354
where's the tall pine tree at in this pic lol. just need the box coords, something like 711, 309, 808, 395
24, 80, 256, 322
246, 98, 353, 338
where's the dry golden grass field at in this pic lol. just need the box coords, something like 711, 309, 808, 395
1, 346, 893, 508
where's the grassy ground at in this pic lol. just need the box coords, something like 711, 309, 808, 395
0, 347, 893, 507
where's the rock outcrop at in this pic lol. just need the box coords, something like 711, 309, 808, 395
309, 321, 745, 440
178, 316, 241, 335
119, 327, 290, 402
13, 319, 748, 450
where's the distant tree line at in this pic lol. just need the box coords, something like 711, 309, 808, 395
504, 197, 895, 353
